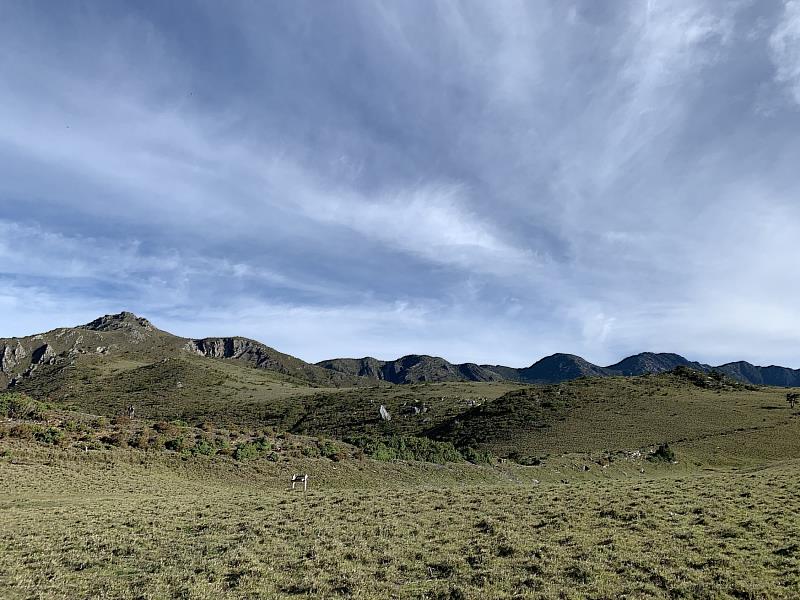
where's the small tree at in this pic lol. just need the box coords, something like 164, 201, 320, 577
787, 393, 799, 409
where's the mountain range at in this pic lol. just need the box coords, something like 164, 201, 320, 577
317, 351, 800, 386
1, 312, 799, 392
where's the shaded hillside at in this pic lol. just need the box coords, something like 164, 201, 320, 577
716, 361, 800, 387
515, 353, 612, 383
605, 352, 709, 376
316, 355, 503, 384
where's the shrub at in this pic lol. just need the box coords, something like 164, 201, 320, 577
507, 452, 542, 466
301, 445, 321, 458
192, 439, 217, 456
100, 431, 129, 448
9, 423, 37, 440
34, 427, 65, 446
318, 440, 346, 461
648, 443, 676, 463
152, 421, 177, 435
165, 436, 189, 452
0, 393, 45, 420
111, 415, 131, 428
460, 447, 493, 465
346, 435, 463, 464
91, 417, 108, 429
233, 437, 272, 461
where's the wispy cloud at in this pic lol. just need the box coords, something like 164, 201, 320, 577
0, 1, 799, 367
770, 0, 800, 105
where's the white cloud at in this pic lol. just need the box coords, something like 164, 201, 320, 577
770, 0, 800, 105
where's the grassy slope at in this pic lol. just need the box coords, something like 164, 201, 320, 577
426, 374, 799, 459
4, 371, 800, 598
2, 444, 800, 599
11, 353, 346, 427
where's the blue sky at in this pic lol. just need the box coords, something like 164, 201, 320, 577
1, 1, 800, 367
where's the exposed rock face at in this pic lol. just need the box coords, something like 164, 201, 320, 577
31, 344, 55, 365
184, 338, 277, 368
79, 312, 154, 342
0, 341, 28, 374
183, 337, 361, 386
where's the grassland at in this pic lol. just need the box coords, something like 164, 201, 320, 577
2, 443, 800, 599
3, 372, 800, 598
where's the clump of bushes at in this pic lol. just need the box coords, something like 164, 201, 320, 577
192, 435, 217, 456
648, 442, 676, 463
233, 437, 272, 461
8, 423, 37, 440
346, 435, 464, 464
100, 431, 129, 448
34, 427, 65, 446
152, 421, 177, 435
317, 440, 347, 462
0, 393, 45, 420
460, 446, 494, 465
507, 452, 543, 466
164, 436, 189, 452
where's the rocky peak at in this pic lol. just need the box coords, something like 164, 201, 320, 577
80, 312, 155, 333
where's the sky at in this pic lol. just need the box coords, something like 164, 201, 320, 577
1, 1, 800, 368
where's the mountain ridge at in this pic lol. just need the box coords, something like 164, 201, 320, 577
318, 351, 800, 387
2, 312, 799, 389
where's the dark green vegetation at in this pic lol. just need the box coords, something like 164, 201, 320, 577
3, 313, 800, 598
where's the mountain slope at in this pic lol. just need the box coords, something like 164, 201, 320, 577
0, 312, 375, 424
319, 350, 800, 387
605, 352, 710, 376
516, 353, 612, 383
316, 355, 504, 384
715, 361, 800, 387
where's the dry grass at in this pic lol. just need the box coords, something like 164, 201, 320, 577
2, 445, 800, 599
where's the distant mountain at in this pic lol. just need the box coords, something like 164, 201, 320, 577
605, 352, 710, 376
316, 355, 503, 384
516, 353, 613, 383
3, 313, 799, 393
319, 350, 800, 387
715, 361, 800, 387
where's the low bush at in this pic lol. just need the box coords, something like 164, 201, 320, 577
152, 421, 176, 434
0, 393, 45, 420
111, 415, 131, 428
192, 438, 217, 456
165, 436, 189, 452
9, 423, 37, 440
34, 427, 65, 446
460, 446, 493, 465
318, 440, 347, 461
648, 442, 676, 463
100, 431, 129, 448
234, 437, 272, 461
346, 435, 463, 464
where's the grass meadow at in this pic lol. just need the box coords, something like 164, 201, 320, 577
2, 443, 800, 599
3, 376, 800, 598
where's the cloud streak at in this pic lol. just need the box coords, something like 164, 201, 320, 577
1, 1, 799, 368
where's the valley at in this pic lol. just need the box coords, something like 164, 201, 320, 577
2, 313, 800, 598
